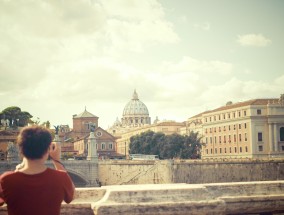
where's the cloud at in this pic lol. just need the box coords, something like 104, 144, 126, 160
193, 22, 210, 31
0, 0, 179, 93
237, 34, 271, 47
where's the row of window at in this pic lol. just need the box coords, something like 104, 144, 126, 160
205, 133, 248, 144
205, 110, 248, 123
205, 146, 248, 154
205, 123, 247, 134
85, 142, 114, 150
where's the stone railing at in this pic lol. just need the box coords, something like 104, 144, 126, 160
1, 181, 283, 215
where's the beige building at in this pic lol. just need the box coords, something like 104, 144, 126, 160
116, 120, 185, 157
186, 95, 284, 159
107, 90, 151, 136
108, 90, 185, 157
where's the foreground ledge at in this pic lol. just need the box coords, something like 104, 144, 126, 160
1, 181, 284, 215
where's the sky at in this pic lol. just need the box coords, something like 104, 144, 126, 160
0, 0, 284, 129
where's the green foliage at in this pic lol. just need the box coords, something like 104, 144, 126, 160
129, 130, 203, 159
1, 106, 33, 127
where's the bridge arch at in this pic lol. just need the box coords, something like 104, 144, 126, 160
66, 169, 89, 187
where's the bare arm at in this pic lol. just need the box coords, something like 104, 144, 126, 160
49, 142, 75, 198
49, 142, 65, 171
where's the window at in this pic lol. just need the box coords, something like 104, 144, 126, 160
228, 135, 231, 143
218, 115, 221, 120
214, 127, 216, 132
228, 113, 230, 119
214, 137, 217, 144
234, 147, 237, 153
244, 123, 247, 129
240, 147, 242, 153
245, 146, 248, 152
210, 137, 212, 144
220, 148, 222, 153
210, 128, 212, 133
206, 149, 209, 154
109, 143, 113, 150
101, 143, 106, 150
244, 110, 247, 116
229, 125, 231, 131
280, 127, 284, 141
214, 116, 216, 121
211, 149, 213, 154
223, 126, 226, 131
210, 117, 212, 122
205, 118, 207, 122
205, 138, 208, 144
234, 135, 236, 142
282, 146, 284, 151
205, 128, 207, 134
238, 111, 241, 117
230, 147, 232, 153
215, 148, 217, 154
259, 145, 263, 151
219, 136, 221, 144
233, 112, 236, 118
239, 134, 242, 142
234, 125, 236, 130
257, 109, 261, 115
219, 127, 221, 132
245, 133, 247, 141
258, 132, 263, 142
223, 114, 225, 119
224, 135, 226, 143
239, 124, 241, 129
225, 148, 227, 153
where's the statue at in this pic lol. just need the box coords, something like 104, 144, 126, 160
279, 94, 284, 106
90, 123, 96, 132
6, 142, 19, 161
54, 125, 60, 135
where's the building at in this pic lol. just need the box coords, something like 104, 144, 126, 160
116, 120, 185, 157
70, 108, 120, 159
108, 90, 151, 136
186, 94, 284, 159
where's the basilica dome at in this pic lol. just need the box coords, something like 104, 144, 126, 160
121, 90, 151, 126
123, 90, 149, 116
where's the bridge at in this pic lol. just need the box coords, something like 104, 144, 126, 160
0, 160, 100, 187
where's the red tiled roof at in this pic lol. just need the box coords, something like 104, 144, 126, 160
189, 98, 278, 118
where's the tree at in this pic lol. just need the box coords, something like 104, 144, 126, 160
1, 106, 33, 128
129, 130, 203, 160
18, 111, 33, 127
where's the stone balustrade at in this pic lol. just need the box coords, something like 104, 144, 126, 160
2, 181, 283, 214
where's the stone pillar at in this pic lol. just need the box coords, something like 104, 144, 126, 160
269, 123, 274, 153
53, 134, 61, 159
274, 124, 278, 152
87, 132, 98, 161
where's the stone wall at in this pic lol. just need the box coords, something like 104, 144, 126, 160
2, 181, 284, 214
98, 159, 284, 185
98, 160, 172, 185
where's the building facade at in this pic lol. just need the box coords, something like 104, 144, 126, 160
108, 90, 151, 136
116, 120, 185, 157
186, 95, 284, 159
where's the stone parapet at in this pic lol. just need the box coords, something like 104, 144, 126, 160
2, 181, 283, 215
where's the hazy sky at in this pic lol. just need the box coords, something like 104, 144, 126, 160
0, 0, 283, 129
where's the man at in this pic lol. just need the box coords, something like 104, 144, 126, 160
0, 126, 75, 215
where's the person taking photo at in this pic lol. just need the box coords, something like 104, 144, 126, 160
0, 125, 75, 215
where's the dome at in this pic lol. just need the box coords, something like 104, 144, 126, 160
121, 90, 151, 127
123, 90, 149, 116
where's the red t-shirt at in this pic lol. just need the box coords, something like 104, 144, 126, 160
0, 168, 74, 215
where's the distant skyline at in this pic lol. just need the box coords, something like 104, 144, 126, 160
0, 0, 283, 129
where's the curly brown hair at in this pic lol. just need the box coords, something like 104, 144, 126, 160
17, 126, 52, 159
